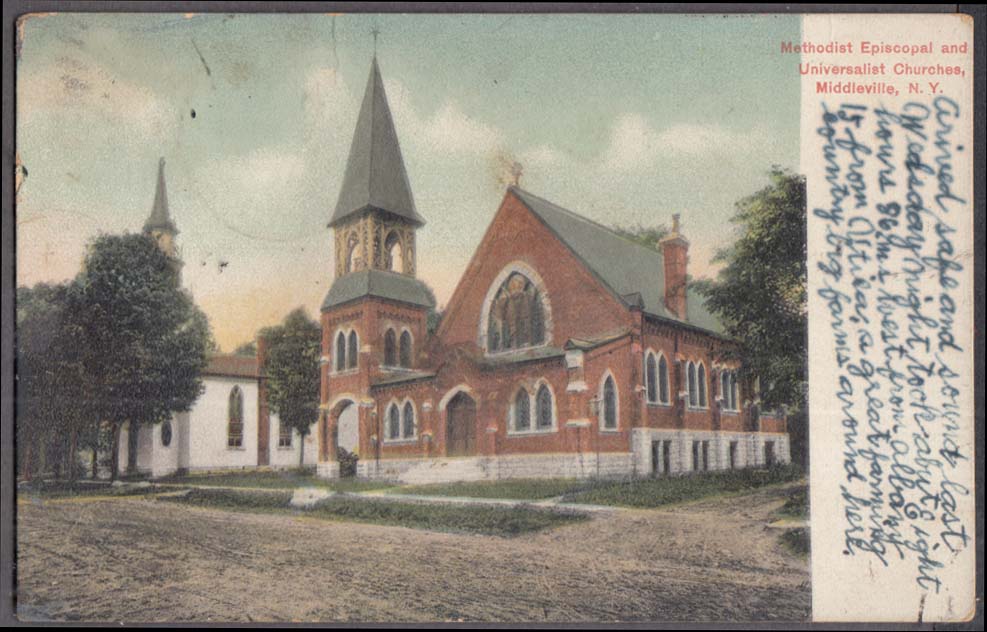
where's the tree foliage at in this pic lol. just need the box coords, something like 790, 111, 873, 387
612, 222, 669, 252
69, 233, 211, 478
693, 167, 807, 414
261, 308, 321, 465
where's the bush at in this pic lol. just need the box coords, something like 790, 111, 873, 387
337, 447, 359, 478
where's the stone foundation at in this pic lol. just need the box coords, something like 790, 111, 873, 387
314, 430, 790, 484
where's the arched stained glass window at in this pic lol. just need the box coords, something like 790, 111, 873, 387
688, 362, 698, 408
387, 404, 400, 440
384, 329, 397, 366
347, 331, 358, 369
646, 354, 658, 403
399, 331, 412, 368
536, 385, 553, 429
602, 376, 617, 430
658, 355, 670, 404
514, 389, 530, 431
228, 386, 244, 448
698, 363, 707, 407
402, 402, 415, 439
335, 332, 347, 372
487, 272, 546, 352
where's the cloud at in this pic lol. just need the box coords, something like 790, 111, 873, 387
600, 113, 771, 172
19, 54, 178, 142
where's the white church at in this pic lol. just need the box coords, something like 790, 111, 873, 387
116, 159, 318, 478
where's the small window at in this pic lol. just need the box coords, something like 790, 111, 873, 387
385, 231, 403, 272
387, 404, 400, 441
687, 362, 698, 407
278, 420, 292, 448
384, 329, 397, 366
601, 375, 617, 430
347, 330, 358, 369
402, 402, 415, 439
514, 388, 531, 431
646, 353, 658, 403
335, 332, 347, 372
161, 420, 172, 447
698, 364, 707, 407
346, 234, 362, 273
536, 385, 553, 429
228, 386, 244, 448
399, 330, 412, 368
658, 355, 670, 404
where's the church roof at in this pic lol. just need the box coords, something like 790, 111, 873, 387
204, 353, 259, 379
143, 157, 178, 234
321, 269, 435, 311
330, 58, 423, 228
509, 187, 726, 336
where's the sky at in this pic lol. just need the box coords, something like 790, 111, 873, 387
16, 12, 801, 351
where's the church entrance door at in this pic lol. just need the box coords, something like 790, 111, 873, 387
445, 392, 476, 457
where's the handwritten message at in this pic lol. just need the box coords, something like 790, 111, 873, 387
814, 96, 970, 593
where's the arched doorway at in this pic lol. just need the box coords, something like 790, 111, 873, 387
445, 392, 477, 457
331, 400, 360, 477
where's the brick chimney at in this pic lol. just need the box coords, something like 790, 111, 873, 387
659, 214, 689, 320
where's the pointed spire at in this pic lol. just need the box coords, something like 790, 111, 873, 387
330, 58, 423, 228
144, 157, 178, 235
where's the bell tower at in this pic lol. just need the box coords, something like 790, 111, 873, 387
143, 157, 183, 282
329, 57, 424, 278
317, 57, 434, 479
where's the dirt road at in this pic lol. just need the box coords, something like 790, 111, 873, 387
16, 483, 810, 623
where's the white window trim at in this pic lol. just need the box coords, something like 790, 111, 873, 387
644, 349, 672, 406
331, 326, 360, 374
477, 260, 554, 355
686, 360, 710, 411
598, 369, 620, 432
720, 369, 741, 413
507, 380, 558, 436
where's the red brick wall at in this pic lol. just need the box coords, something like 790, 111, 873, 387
437, 191, 634, 351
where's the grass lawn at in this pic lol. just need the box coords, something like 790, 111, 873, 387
156, 470, 394, 493
389, 478, 592, 500
158, 487, 588, 537
560, 464, 805, 508
17, 480, 161, 500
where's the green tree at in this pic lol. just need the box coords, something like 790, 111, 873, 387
611, 222, 669, 252
693, 167, 808, 465
74, 233, 212, 479
261, 308, 321, 466
16, 282, 92, 480
233, 340, 257, 357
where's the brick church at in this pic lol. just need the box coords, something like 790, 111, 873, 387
314, 58, 790, 483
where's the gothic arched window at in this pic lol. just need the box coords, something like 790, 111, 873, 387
658, 354, 670, 404
688, 362, 698, 408
646, 353, 658, 403
402, 401, 415, 439
697, 363, 708, 408
536, 385, 553, 429
383, 329, 397, 366
722, 370, 740, 411
346, 233, 362, 273
513, 388, 530, 431
335, 332, 346, 372
601, 375, 617, 430
387, 403, 400, 441
399, 330, 412, 368
487, 272, 546, 352
228, 386, 244, 448
385, 231, 403, 273
347, 331, 358, 369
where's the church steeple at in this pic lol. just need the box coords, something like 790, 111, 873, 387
331, 58, 423, 280
330, 58, 423, 229
143, 157, 180, 265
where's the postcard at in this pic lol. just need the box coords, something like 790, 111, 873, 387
8, 8, 979, 625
